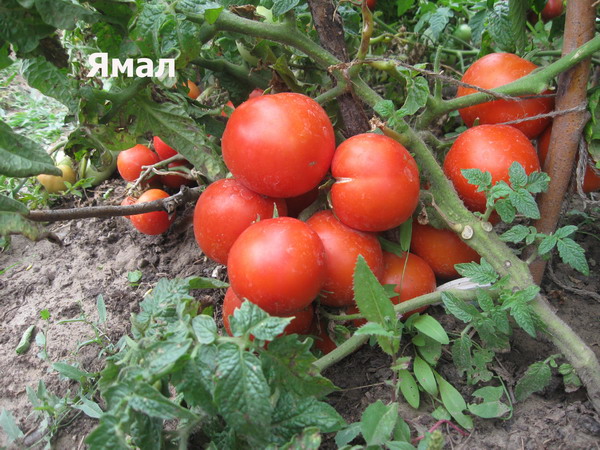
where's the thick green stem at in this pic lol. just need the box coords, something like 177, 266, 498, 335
191, 57, 268, 89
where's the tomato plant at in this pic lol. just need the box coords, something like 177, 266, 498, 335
306, 210, 384, 307
330, 133, 420, 232
410, 222, 481, 280
222, 93, 336, 198
227, 217, 326, 315
457, 53, 555, 139
193, 178, 287, 265
37, 164, 76, 194
444, 124, 541, 213
116, 144, 160, 183
538, 125, 600, 193
129, 189, 174, 235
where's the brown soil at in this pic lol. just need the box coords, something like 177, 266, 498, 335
0, 180, 599, 449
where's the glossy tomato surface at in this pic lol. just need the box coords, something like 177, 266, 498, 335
153, 136, 179, 161
222, 93, 336, 198
227, 217, 326, 315
444, 124, 541, 212
306, 210, 384, 307
538, 125, 600, 193
161, 162, 195, 189
193, 179, 287, 265
410, 222, 480, 280
331, 133, 420, 232
120, 196, 136, 220
457, 53, 554, 138
130, 189, 174, 235
117, 144, 160, 183
541, 0, 564, 21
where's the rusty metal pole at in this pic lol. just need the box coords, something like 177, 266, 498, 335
529, 0, 596, 284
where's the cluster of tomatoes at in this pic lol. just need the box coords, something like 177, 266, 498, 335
116, 137, 195, 235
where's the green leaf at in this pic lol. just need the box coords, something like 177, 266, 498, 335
53, 362, 92, 381
374, 100, 396, 119
191, 315, 217, 344
509, 188, 540, 219
0, 0, 54, 53
508, 0, 528, 53
21, 56, 79, 112
171, 347, 217, 414
441, 292, 479, 323
415, 334, 442, 366
146, 339, 193, 374
488, 182, 514, 204
127, 270, 143, 284
509, 302, 537, 337
537, 234, 558, 256
472, 385, 504, 402
557, 238, 589, 275
514, 361, 552, 402
360, 400, 399, 446
397, 0, 415, 16
0, 211, 56, 242
279, 427, 322, 450
423, 7, 453, 42
272, 0, 300, 16
354, 322, 395, 338
461, 168, 492, 190
495, 199, 516, 223
413, 356, 437, 397
434, 372, 473, 429
187, 276, 229, 290
499, 225, 531, 244
476, 290, 494, 312
0, 409, 24, 443
34, 0, 98, 29
378, 236, 406, 257
455, 258, 498, 285
468, 400, 510, 419
0, 120, 61, 177
230, 301, 292, 340
75, 397, 104, 419
86, 415, 130, 450
0, 195, 29, 214
554, 225, 577, 239
335, 423, 361, 448
488, 1, 515, 52
215, 343, 273, 440
508, 162, 528, 189
412, 315, 449, 345
452, 334, 473, 377
96, 294, 107, 324
397, 369, 420, 409
397, 77, 429, 117
526, 171, 550, 193
130, 382, 198, 420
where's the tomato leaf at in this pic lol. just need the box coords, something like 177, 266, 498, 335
21, 56, 79, 112
273, 0, 301, 17
33, 0, 98, 29
397, 369, 420, 409
170, 349, 217, 414
499, 224, 531, 243
461, 168, 492, 191
360, 400, 399, 446
509, 188, 540, 219
526, 171, 550, 193
353, 255, 396, 326
451, 334, 473, 378
514, 361, 552, 402
0, 194, 28, 215
191, 315, 217, 344
130, 381, 198, 420
455, 258, 499, 285
230, 301, 292, 341
556, 237, 589, 275
441, 291, 480, 323
85, 414, 130, 450
495, 198, 516, 223
397, 77, 429, 118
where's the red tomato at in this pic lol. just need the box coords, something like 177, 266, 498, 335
222, 288, 314, 336
310, 319, 338, 355
306, 210, 384, 307
130, 189, 174, 235
331, 133, 420, 232
443, 124, 541, 213
153, 136, 179, 161
120, 196, 136, 220
161, 162, 195, 189
227, 217, 326, 315
222, 93, 336, 198
541, 0, 564, 21
410, 222, 480, 280
457, 53, 554, 138
538, 125, 600, 193
366, 0, 376, 9
248, 88, 264, 100
193, 179, 287, 265
186, 80, 201, 100
117, 144, 160, 183
284, 186, 319, 218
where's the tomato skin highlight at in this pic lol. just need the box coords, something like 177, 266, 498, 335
227, 217, 326, 315
457, 53, 554, 139
410, 222, 480, 280
117, 144, 160, 183
120, 196, 136, 220
541, 0, 564, 21
331, 133, 420, 232
306, 210, 384, 307
537, 125, 600, 194
130, 189, 174, 235
222, 93, 336, 198
153, 136, 179, 161
443, 124, 541, 213
193, 179, 287, 265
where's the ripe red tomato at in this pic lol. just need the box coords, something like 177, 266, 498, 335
248, 88, 264, 100
284, 186, 319, 218
538, 125, 600, 193
193, 179, 287, 265
306, 210, 384, 307
366, 0, 376, 9
161, 162, 195, 189
130, 189, 174, 235
120, 196, 136, 220
227, 217, 326, 315
457, 53, 554, 138
331, 133, 420, 232
153, 136, 179, 161
443, 124, 541, 213
410, 222, 480, 280
222, 288, 314, 336
541, 0, 564, 21
117, 144, 160, 183
222, 93, 336, 198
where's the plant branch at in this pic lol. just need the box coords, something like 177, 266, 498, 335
100, 78, 150, 124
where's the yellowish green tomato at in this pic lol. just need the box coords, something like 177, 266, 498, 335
37, 164, 77, 193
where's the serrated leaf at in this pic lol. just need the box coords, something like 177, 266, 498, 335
354, 322, 395, 338
557, 238, 589, 275
230, 301, 292, 341
526, 171, 550, 193
454, 258, 498, 285
86, 415, 130, 450
0, 212, 56, 242
398, 370, 420, 409
413, 356, 437, 396
488, 1, 515, 52
129, 382, 197, 420
514, 361, 552, 402
554, 225, 577, 239
452, 334, 473, 377
499, 225, 530, 243
476, 290, 494, 312
510, 303, 537, 337
434, 372, 473, 429
279, 426, 322, 450
21, 56, 79, 112
191, 315, 217, 344
374, 100, 396, 119
413, 315, 449, 345
0, 0, 54, 53
424, 7, 453, 42
508, 0, 528, 53
461, 168, 492, 190
34, 0, 98, 29
495, 199, 516, 223
509, 188, 540, 219
360, 400, 399, 446
171, 347, 217, 414
509, 162, 528, 188
441, 292, 479, 323
272, 0, 301, 16
488, 182, 514, 205
335, 422, 361, 448
397, 77, 429, 117
0, 119, 61, 177
0, 195, 28, 214
537, 234, 558, 256
146, 339, 192, 374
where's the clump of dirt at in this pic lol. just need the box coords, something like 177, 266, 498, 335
0, 180, 599, 449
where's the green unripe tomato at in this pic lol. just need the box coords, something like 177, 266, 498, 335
453, 24, 472, 43
79, 150, 118, 187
